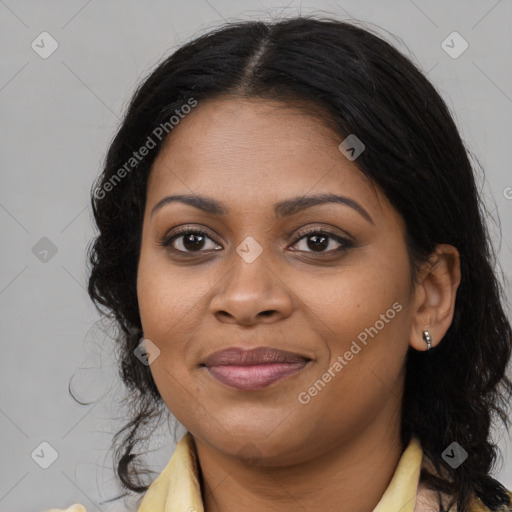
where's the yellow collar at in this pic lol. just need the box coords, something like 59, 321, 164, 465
138, 433, 203, 511
137, 433, 424, 512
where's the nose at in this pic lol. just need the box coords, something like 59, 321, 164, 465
208, 253, 294, 326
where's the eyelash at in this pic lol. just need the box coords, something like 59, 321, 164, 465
159, 226, 355, 257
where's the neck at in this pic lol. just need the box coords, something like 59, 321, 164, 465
194, 417, 405, 512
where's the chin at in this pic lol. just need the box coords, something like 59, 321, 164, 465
198, 422, 314, 467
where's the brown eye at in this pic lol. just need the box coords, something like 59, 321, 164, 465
290, 229, 354, 254
160, 228, 221, 253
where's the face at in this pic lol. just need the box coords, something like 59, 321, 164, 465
137, 96, 417, 465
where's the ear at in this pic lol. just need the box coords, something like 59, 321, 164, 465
409, 244, 461, 351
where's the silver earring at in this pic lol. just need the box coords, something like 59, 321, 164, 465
422, 330, 432, 351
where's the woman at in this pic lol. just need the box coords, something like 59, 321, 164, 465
48, 15, 512, 512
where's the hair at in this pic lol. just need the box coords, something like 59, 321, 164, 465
85, 14, 512, 512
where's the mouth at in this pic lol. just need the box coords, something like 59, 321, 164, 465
201, 347, 311, 391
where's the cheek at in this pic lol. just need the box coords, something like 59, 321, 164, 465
136, 249, 212, 385
303, 245, 411, 352
295, 299, 410, 443
297, 245, 412, 407
137, 246, 200, 339
148, 357, 199, 429
137, 259, 201, 425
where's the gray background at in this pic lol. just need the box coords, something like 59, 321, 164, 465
1, 1, 511, 511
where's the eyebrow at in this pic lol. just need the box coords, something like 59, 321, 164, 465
150, 193, 374, 224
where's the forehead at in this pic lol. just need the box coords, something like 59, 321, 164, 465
146, 97, 388, 221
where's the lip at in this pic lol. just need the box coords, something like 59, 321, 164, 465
202, 347, 311, 391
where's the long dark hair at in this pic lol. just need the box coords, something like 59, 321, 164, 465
86, 15, 512, 512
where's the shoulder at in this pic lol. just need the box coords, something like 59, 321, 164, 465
416, 480, 512, 512
44, 505, 87, 512
469, 489, 512, 512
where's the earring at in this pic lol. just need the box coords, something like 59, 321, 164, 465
422, 330, 432, 351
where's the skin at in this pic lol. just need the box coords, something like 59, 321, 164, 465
136, 96, 461, 512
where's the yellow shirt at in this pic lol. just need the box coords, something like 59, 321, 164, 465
46, 433, 511, 512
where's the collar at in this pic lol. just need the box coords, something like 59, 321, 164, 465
137, 433, 424, 512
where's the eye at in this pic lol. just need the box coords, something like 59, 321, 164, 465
159, 227, 221, 254
159, 226, 355, 256
290, 228, 354, 255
